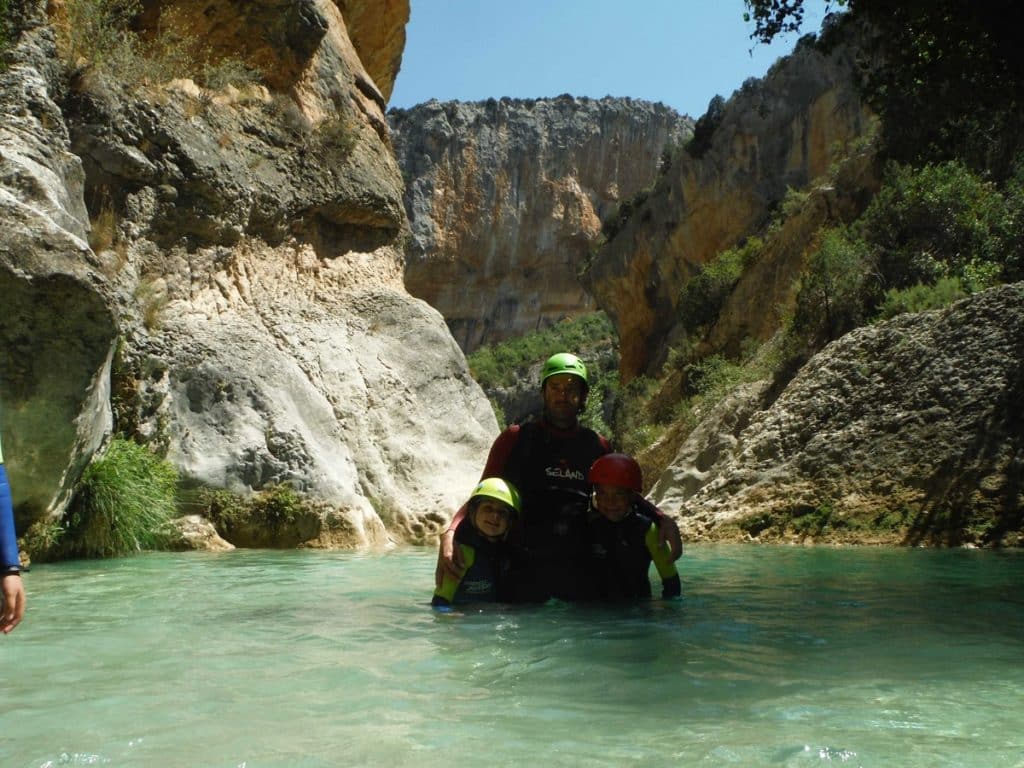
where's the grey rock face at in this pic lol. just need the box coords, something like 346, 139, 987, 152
0, 1, 494, 547
389, 96, 692, 352
652, 283, 1024, 544
0, 6, 116, 522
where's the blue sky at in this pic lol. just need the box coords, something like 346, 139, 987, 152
388, 1, 828, 118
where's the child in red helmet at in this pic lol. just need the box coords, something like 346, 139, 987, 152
587, 453, 681, 600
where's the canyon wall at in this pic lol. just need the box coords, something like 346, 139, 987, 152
389, 97, 692, 352
584, 30, 875, 379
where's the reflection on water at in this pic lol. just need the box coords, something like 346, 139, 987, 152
3, 546, 1023, 767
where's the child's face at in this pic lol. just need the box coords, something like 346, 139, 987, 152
472, 499, 512, 540
592, 483, 634, 522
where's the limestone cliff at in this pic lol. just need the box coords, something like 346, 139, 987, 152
389, 97, 692, 352
1, 0, 491, 549
584, 32, 875, 379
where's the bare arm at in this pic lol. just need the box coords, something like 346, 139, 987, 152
1, 573, 25, 634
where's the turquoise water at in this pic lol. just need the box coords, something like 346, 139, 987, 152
3, 546, 1023, 767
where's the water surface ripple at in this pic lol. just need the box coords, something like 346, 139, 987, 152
3, 546, 1023, 767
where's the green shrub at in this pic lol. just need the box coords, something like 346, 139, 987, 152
789, 503, 834, 537
873, 276, 968, 321
58, 0, 261, 90
856, 161, 1011, 291
684, 354, 760, 401
20, 519, 66, 563
201, 484, 308, 529
134, 277, 168, 331
64, 438, 179, 558
612, 375, 662, 456
580, 367, 615, 438
249, 484, 305, 526
316, 117, 358, 163
467, 312, 615, 390
677, 237, 762, 332
202, 56, 261, 91
792, 227, 873, 345
199, 483, 318, 545
602, 187, 651, 241
60, 0, 147, 73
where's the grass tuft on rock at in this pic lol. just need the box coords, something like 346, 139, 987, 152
63, 438, 179, 558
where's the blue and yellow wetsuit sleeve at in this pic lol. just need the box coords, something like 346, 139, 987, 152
431, 543, 476, 608
0, 433, 22, 573
644, 524, 680, 598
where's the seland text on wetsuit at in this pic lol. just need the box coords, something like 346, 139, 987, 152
482, 418, 610, 601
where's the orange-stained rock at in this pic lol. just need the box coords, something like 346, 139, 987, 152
337, 0, 409, 102
584, 30, 876, 380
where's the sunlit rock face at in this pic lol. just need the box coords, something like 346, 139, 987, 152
389, 96, 692, 352
0, 0, 492, 548
336, 0, 408, 102
585, 31, 875, 380
651, 283, 1024, 546
134, 0, 408, 102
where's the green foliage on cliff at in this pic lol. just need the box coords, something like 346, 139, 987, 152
58, 0, 260, 90
62, 438, 179, 558
859, 160, 1022, 290
60, 0, 140, 72
874, 277, 968, 321
677, 237, 764, 333
781, 157, 1024, 370
792, 226, 871, 345
0, 0, 11, 59
467, 312, 615, 390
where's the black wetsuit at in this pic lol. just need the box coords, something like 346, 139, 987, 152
493, 420, 610, 602
588, 507, 681, 601
431, 520, 512, 607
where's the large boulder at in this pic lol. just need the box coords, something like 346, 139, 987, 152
0, 4, 116, 523
652, 283, 1024, 546
0, 0, 492, 548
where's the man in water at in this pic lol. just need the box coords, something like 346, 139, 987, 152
436, 352, 681, 602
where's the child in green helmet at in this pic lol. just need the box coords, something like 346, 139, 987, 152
587, 453, 681, 601
431, 478, 522, 610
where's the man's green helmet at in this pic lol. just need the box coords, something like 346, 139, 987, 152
540, 352, 589, 388
469, 477, 522, 515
